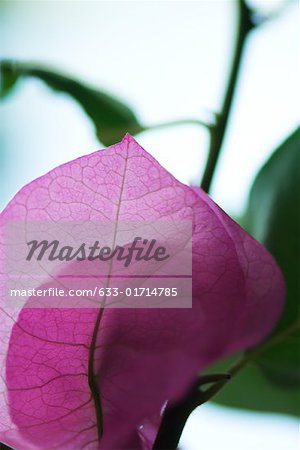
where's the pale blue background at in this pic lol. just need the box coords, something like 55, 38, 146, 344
0, 1, 299, 449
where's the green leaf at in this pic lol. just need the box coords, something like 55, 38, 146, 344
0, 62, 19, 97
246, 127, 300, 387
0, 60, 143, 146
210, 127, 300, 416
208, 354, 300, 416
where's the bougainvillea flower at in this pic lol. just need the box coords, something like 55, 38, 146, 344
0, 134, 284, 449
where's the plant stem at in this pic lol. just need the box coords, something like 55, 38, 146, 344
144, 118, 213, 132
153, 374, 231, 450
229, 319, 300, 377
0, 443, 13, 450
189, 319, 300, 412
200, 0, 254, 193
153, 319, 300, 450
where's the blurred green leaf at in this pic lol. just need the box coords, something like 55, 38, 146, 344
210, 127, 300, 416
0, 60, 143, 146
246, 127, 300, 387
209, 354, 299, 416
0, 62, 19, 97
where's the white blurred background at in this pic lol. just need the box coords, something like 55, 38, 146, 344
0, 1, 299, 449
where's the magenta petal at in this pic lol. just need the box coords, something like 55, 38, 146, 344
0, 135, 284, 449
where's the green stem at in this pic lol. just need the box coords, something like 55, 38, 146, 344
195, 319, 300, 408
153, 320, 299, 450
200, 0, 254, 193
143, 118, 212, 132
229, 319, 300, 376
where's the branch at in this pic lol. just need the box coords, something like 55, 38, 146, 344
0, 443, 13, 450
143, 118, 213, 132
200, 0, 255, 192
153, 374, 231, 450
153, 319, 300, 450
